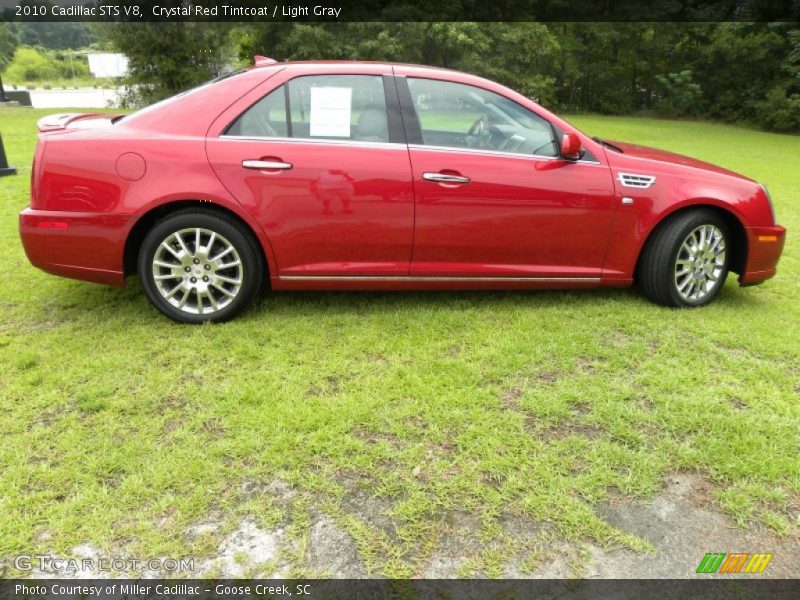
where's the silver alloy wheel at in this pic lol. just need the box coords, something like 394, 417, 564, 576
152, 227, 243, 315
674, 224, 726, 302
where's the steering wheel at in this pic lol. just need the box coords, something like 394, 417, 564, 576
465, 114, 491, 148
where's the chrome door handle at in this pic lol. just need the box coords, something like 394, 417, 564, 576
422, 172, 470, 184
242, 159, 293, 171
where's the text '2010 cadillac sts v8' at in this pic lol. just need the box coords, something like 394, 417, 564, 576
20, 58, 786, 323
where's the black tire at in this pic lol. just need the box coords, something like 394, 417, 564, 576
637, 209, 731, 308
138, 209, 263, 323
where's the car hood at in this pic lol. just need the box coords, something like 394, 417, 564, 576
605, 140, 756, 183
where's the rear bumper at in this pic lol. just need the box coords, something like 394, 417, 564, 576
19, 208, 131, 286
738, 225, 787, 285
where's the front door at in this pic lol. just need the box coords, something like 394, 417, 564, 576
397, 74, 616, 279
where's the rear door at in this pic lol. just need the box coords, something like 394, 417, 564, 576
206, 68, 414, 278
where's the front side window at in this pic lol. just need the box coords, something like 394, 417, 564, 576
406, 78, 557, 156
227, 75, 390, 143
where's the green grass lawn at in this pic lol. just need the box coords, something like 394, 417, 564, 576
0, 107, 798, 577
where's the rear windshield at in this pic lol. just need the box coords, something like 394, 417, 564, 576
117, 69, 246, 123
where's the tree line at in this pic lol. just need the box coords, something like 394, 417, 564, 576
4, 22, 799, 132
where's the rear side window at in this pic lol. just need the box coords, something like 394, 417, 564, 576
226, 75, 390, 143
226, 86, 287, 137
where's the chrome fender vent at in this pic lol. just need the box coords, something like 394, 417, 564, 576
617, 172, 656, 189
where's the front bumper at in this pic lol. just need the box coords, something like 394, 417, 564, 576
738, 225, 787, 285
19, 208, 132, 286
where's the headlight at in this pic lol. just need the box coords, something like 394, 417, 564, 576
760, 184, 776, 224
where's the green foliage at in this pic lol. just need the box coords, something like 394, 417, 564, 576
655, 70, 703, 116
234, 23, 561, 107
100, 22, 800, 132
98, 22, 234, 106
51, 51, 90, 79
460, 23, 558, 105
756, 27, 800, 132
2, 46, 57, 81
756, 87, 800, 132
15, 22, 96, 50
0, 24, 17, 73
1, 46, 90, 85
548, 23, 673, 114
692, 23, 786, 123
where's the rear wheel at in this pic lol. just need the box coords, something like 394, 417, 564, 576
638, 209, 730, 307
138, 210, 262, 323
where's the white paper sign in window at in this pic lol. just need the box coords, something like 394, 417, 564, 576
309, 87, 352, 138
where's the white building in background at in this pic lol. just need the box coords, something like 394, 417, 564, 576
28, 88, 122, 109
87, 53, 129, 78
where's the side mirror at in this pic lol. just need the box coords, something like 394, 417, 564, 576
560, 132, 582, 160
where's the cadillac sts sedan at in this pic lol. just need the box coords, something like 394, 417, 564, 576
20, 59, 786, 323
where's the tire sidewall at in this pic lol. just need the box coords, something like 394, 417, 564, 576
665, 213, 730, 307
138, 211, 262, 323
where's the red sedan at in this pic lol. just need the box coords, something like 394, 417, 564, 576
20, 59, 786, 323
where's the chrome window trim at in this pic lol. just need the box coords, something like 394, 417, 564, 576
408, 143, 601, 164
219, 134, 406, 150
217, 136, 602, 163
280, 275, 601, 283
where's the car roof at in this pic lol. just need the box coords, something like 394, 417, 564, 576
122, 57, 580, 145
248, 59, 461, 75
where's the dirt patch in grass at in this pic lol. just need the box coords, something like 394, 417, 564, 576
633, 396, 658, 412
13, 473, 798, 579
364, 351, 389, 364
305, 375, 344, 398
420, 511, 481, 577
160, 395, 189, 409
161, 419, 181, 435
576, 355, 605, 374
592, 473, 800, 578
27, 405, 70, 431
350, 427, 405, 451
726, 396, 747, 411
303, 514, 368, 577
499, 370, 564, 407
194, 517, 286, 577
202, 418, 226, 437
604, 331, 632, 348
338, 485, 399, 542
540, 420, 606, 442
500, 387, 523, 404
535, 405, 604, 441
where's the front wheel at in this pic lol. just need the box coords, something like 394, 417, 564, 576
138, 210, 263, 323
637, 209, 730, 307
